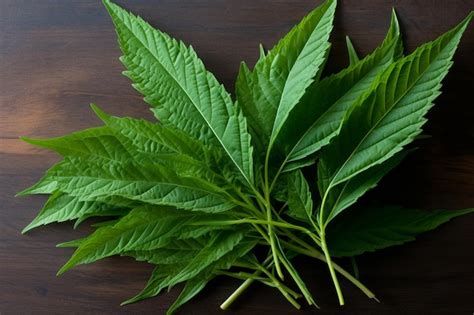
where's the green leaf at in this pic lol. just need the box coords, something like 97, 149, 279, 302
328, 206, 474, 257
126, 237, 210, 265
21, 127, 132, 161
57, 206, 197, 274
91, 104, 211, 161
274, 10, 402, 171
166, 275, 211, 315
345, 36, 360, 66
164, 230, 245, 285
91, 104, 237, 182
123, 264, 186, 305
318, 150, 409, 225
103, 0, 254, 186
22, 156, 235, 213
57, 238, 85, 248
17, 2, 474, 312
318, 14, 472, 223
275, 238, 317, 306
22, 192, 126, 233
285, 170, 314, 222
235, 0, 336, 151
123, 234, 256, 305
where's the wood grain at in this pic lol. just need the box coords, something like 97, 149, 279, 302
1, 0, 473, 314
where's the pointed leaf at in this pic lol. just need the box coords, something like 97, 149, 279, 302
345, 36, 360, 66
274, 10, 402, 171
318, 14, 472, 223
22, 192, 126, 233
103, 0, 254, 186
166, 275, 211, 315
328, 206, 474, 257
126, 237, 209, 265
318, 150, 409, 224
21, 127, 132, 161
236, 0, 336, 151
165, 230, 245, 285
123, 236, 256, 305
91, 104, 210, 161
23, 156, 235, 213
286, 170, 313, 222
57, 206, 198, 274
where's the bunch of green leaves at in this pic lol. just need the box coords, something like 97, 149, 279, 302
19, 0, 473, 313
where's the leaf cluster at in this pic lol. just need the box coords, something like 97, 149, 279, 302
19, 0, 473, 313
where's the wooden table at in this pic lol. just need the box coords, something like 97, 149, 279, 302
1, 0, 473, 313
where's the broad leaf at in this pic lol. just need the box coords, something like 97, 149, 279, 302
165, 230, 245, 285
21, 157, 235, 213
274, 10, 402, 172
17, 1, 474, 312
236, 0, 336, 152
91, 104, 211, 162
126, 237, 210, 265
328, 206, 474, 257
21, 126, 132, 161
166, 275, 212, 315
103, 0, 254, 186
57, 206, 201, 274
22, 192, 127, 233
285, 170, 314, 222
91, 104, 238, 182
123, 237, 257, 305
318, 150, 409, 225
318, 15, 472, 223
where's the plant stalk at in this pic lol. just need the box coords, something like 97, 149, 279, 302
320, 231, 345, 305
220, 277, 255, 310
282, 238, 377, 300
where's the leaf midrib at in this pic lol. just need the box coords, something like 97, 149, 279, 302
51, 172, 229, 200
320, 40, 452, 226
269, 14, 331, 144
289, 56, 392, 163
326, 42, 446, 191
110, 7, 251, 185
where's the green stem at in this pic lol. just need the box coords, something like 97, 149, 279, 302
280, 235, 377, 301
320, 231, 344, 305
274, 247, 317, 307
332, 260, 378, 302
259, 219, 376, 302
316, 182, 346, 306
216, 270, 267, 282
222, 233, 377, 310
271, 210, 321, 244
262, 141, 285, 280
221, 252, 301, 310
220, 277, 255, 310
193, 218, 315, 236
254, 261, 301, 309
266, 204, 284, 280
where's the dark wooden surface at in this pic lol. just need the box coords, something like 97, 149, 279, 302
1, 0, 473, 314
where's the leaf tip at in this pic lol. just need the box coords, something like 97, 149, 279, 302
15, 187, 34, 197
390, 8, 400, 34
90, 103, 110, 123
21, 225, 33, 234
56, 267, 67, 276
102, 0, 113, 9
20, 136, 43, 147
22, 220, 41, 234
121, 296, 138, 306
56, 262, 73, 276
